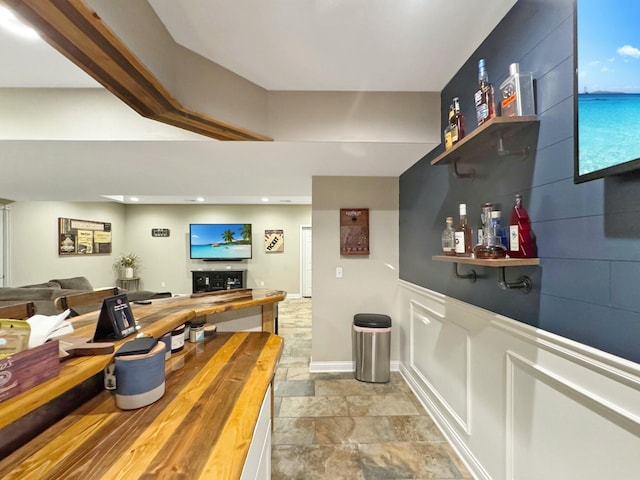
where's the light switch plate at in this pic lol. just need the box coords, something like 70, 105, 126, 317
336, 267, 343, 278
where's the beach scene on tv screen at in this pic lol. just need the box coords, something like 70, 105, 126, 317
190, 224, 252, 259
577, 0, 640, 176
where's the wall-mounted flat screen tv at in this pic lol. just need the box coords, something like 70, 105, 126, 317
189, 223, 252, 260
575, 0, 640, 183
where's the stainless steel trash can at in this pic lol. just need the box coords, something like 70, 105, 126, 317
353, 313, 392, 383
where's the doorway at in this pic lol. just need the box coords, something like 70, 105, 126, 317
300, 225, 312, 297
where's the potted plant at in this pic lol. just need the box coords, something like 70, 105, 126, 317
114, 252, 140, 279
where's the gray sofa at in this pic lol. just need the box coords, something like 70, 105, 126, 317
0, 276, 171, 316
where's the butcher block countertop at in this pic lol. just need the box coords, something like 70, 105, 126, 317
0, 330, 283, 479
0, 288, 285, 431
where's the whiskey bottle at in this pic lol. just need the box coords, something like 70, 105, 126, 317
454, 204, 473, 256
451, 97, 465, 145
508, 194, 537, 258
441, 216, 456, 256
474, 58, 496, 126
444, 104, 454, 150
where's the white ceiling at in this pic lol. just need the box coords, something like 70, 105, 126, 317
0, 0, 517, 204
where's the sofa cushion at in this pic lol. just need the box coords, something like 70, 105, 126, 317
19, 281, 62, 289
0, 287, 57, 301
49, 276, 93, 291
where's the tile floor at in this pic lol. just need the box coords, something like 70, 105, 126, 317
271, 297, 472, 480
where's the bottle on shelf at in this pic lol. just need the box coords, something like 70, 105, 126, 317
499, 63, 535, 117
451, 97, 465, 145
475, 58, 496, 126
454, 203, 473, 256
444, 104, 454, 150
441, 216, 456, 256
508, 194, 537, 258
491, 210, 507, 248
473, 202, 507, 259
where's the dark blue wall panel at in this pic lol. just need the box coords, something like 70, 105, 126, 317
399, 0, 640, 364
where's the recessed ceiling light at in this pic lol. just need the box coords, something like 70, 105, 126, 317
130, 197, 139, 202
0, 7, 39, 40
196, 197, 205, 202
262, 197, 269, 202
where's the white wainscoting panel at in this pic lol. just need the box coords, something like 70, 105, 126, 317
398, 280, 640, 480
410, 299, 471, 433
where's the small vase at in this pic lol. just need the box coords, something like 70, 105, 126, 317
124, 267, 134, 278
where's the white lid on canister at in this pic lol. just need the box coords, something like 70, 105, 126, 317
509, 63, 520, 75
459, 203, 467, 215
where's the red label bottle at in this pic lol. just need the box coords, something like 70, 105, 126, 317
508, 194, 536, 258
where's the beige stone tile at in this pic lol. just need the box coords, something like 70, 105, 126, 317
275, 380, 315, 397
278, 356, 310, 368
315, 378, 379, 397
315, 416, 397, 445
441, 443, 474, 479
273, 417, 315, 445
279, 396, 349, 418
358, 442, 465, 479
286, 367, 312, 380
388, 416, 446, 442
346, 393, 421, 417
272, 444, 364, 480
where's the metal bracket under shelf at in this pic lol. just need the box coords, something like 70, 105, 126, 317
448, 263, 533, 293
496, 267, 532, 293
452, 263, 476, 282
449, 135, 531, 179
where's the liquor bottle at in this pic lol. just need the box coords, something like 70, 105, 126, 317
444, 104, 454, 150
508, 194, 537, 258
491, 210, 507, 248
441, 216, 456, 256
499, 63, 535, 117
454, 204, 473, 256
474, 58, 496, 126
473, 203, 507, 259
451, 97, 465, 145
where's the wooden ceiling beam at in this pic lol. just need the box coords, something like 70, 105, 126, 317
4, 0, 272, 141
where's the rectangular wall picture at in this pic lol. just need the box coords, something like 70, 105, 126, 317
59, 217, 112, 255
264, 229, 284, 253
340, 208, 369, 255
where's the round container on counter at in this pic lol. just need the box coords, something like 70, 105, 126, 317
171, 324, 185, 353
183, 321, 191, 341
160, 332, 172, 360
189, 322, 205, 343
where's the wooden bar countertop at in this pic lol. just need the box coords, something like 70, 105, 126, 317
0, 331, 283, 479
0, 288, 285, 431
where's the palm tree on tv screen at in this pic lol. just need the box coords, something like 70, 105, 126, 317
241, 224, 252, 242
222, 229, 235, 244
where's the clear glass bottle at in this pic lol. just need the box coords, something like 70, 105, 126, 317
475, 58, 496, 126
455, 204, 473, 256
508, 194, 537, 258
451, 97, 465, 145
441, 216, 456, 256
473, 203, 507, 258
499, 63, 535, 117
491, 210, 507, 248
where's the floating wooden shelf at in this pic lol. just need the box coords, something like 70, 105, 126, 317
430, 116, 539, 176
432, 255, 540, 267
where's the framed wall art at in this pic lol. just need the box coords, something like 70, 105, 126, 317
340, 208, 369, 255
264, 229, 284, 253
58, 217, 112, 255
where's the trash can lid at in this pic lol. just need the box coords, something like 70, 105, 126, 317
353, 313, 392, 328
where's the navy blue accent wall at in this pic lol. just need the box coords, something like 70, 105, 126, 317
399, 0, 640, 364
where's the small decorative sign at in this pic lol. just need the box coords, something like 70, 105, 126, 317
264, 229, 284, 253
340, 208, 370, 255
151, 228, 170, 237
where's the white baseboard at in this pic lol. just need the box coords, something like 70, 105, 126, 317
283, 293, 302, 299
309, 360, 400, 373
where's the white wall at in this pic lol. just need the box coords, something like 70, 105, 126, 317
398, 281, 640, 480
7, 202, 310, 295
123, 204, 311, 294
311, 176, 399, 368
8, 201, 125, 287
